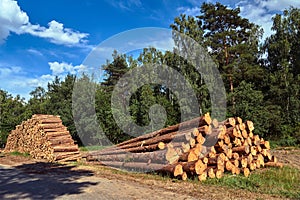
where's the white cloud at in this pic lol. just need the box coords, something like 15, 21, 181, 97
256, 0, 300, 11
237, 0, 300, 41
22, 21, 89, 46
0, 0, 28, 42
0, 62, 87, 100
108, 0, 142, 11
0, 66, 22, 76
237, 1, 274, 41
27, 48, 43, 57
176, 1, 300, 43
186, 0, 201, 6
48, 61, 87, 75
0, 0, 88, 46
177, 6, 200, 16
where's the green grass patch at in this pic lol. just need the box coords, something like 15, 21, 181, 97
203, 166, 300, 198
269, 139, 300, 149
79, 145, 111, 151
9, 151, 30, 157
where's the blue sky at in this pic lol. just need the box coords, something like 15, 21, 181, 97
0, 0, 300, 100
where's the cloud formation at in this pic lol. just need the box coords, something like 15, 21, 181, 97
236, 0, 300, 41
108, 0, 142, 11
48, 61, 86, 75
0, 62, 86, 100
0, 0, 88, 46
177, 6, 200, 16
255, 0, 300, 11
176, 1, 300, 42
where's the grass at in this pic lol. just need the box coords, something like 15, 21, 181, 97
9, 151, 30, 157
79, 145, 111, 151
269, 140, 300, 149
203, 166, 300, 199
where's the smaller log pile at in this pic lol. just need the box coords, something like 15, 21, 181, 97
4, 114, 81, 162
87, 113, 282, 181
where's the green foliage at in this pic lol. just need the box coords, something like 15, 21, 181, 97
0, 90, 31, 147
9, 151, 30, 157
79, 146, 110, 151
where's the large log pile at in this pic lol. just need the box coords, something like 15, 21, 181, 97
4, 114, 81, 162
87, 113, 282, 181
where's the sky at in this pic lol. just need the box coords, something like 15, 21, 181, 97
0, 0, 300, 100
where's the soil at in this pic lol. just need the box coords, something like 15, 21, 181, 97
0, 148, 299, 200
271, 147, 300, 170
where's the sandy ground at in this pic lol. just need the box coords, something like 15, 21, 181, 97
0, 149, 299, 200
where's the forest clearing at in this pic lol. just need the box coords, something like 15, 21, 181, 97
1, 1, 300, 199
1, 113, 299, 199
0, 147, 299, 199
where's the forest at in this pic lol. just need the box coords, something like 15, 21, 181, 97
0, 2, 299, 147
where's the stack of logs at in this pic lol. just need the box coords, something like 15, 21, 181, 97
87, 113, 282, 181
4, 114, 81, 162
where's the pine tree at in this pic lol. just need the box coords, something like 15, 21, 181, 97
199, 2, 263, 114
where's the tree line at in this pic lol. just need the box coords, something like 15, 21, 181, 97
1, 2, 299, 147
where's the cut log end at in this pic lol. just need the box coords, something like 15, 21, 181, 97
264, 162, 283, 168
174, 164, 183, 177
243, 167, 250, 178
158, 142, 165, 150
198, 172, 207, 181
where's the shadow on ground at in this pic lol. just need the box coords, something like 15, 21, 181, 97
0, 162, 98, 199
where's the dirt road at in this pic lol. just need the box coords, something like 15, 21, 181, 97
0, 164, 196, 200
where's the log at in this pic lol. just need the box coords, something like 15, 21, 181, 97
215, 169, 223, 179
57, 153, 81, 162
181, 160, 198, 174
223, 117, 236, 127
207, 167, 216, 178
116, 113, 212, 147
196, 134, 205, 145
253, 135, 261, 146
38, 123, 65, 129
83, 114, 280, 182
181, 172, 188, 181
57, 155, 81, 162
53, 145, 79, 152
39, 119, 62, 124
100, 160, 179, 174
260, 141, 270, 150
250, 146, 257, 156
264, 162, 283, 168
102, 127, 202, 153
174, 164, 184, 177
88, 150, 167, 163
195, 159, 207, 175
225, 160, 235, 172
93, 143, 166, 156
46, 131, 70, 138
241, 130, 248, 139
235, 117, 243, 125
232, 145, 250, 154
187, 148, 199, 162
49, 137, 74, 145
166, 146, 180, 164
43, 128, 68, 132
198, 171, 207, 181
243, 167, 250, 177
158, 142, 165, 150
4, 114, 80, 162
246, 121, 254, 132
238, 123, 246, 131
